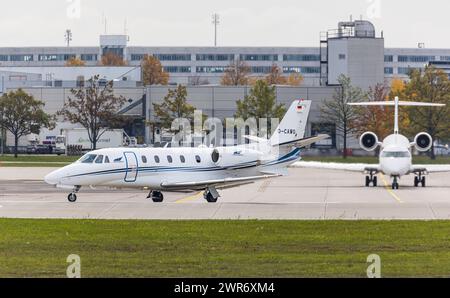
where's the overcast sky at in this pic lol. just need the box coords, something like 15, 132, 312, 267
0, 0, 448, 48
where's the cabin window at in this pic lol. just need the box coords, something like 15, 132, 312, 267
167, 155, 173, 163
104, 156, 110, 163
142, 156, 147, 163
95, 155, 104, 164
80, 154, 97, 164
195, 155, 201, 163
154, 156, 160, 163
180, 155, 186, 163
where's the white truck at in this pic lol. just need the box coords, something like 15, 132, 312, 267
55, 128, 134, 155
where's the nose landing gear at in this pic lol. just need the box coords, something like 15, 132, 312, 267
391, 176, 399, 190
67, 186, 81, 203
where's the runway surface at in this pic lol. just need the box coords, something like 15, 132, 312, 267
0, 167, 449, 220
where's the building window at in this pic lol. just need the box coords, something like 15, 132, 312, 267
81, 54, 98, 61
163, 66, 191, 73
398, 55, 435, 63
384, 55, 394, 62
440, 56, 450, 61
398, 67, 420, 75
384, 67, 394, 74
240, 54, 278, 61
0, 55, 8, 61
131, 54, 145, 61
9, 55, 33, 62
283, 66, 320, 74
196, 66, 226, 73
196, 54, 234, 61
283, 54, 320, 61
38, 54, 76, 61
339, 54, 346, 60
155, 54, 191, 61
251, 66, 272, 74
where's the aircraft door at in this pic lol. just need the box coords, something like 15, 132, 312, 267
124, 152, 139, 182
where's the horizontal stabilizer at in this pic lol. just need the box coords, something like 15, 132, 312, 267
348, 101, 445, 107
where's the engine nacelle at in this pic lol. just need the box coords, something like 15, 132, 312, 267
414, 132, 433, 152
360, 132, 380, 152
211, 148, 261, 168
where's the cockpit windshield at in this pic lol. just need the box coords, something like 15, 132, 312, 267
79, 154, 97, 163
381, 151, 411, 158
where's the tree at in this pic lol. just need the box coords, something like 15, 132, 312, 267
221, 59, 251, 86
141, 55, 169, 86
0, 89, 55, 157
235, 80, 286, 126
152, 85, 195, 129
352, 83, 392, 149
265, 64, 287, 85
402, 66, 450, 159
100, 52, 127, 66
286, 73, 304, 87
65, 57, 86, 67
321, 75, 365, 158
58, 75, 127, 150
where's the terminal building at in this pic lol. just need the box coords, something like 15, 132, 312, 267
0, 19, 449, 151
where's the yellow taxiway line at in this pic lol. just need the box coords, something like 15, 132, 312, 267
175, 192, 203, 204
380, 174, 404, 204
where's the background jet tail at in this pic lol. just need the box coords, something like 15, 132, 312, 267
269, 99, 312, 147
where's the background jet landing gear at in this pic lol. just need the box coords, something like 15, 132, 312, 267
148, 191, 164, 203
204, 187, 220, 203
67, 186, 81, 203
365, 172, 378, 187
414, 174, 426, 188
392, 176, 400, 190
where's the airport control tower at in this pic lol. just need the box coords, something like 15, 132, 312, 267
320, 19, 385, 89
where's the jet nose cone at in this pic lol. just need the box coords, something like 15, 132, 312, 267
44, 171, 60, 185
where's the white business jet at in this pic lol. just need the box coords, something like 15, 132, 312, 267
45, 100, 328, 203
293, 96, 450, 189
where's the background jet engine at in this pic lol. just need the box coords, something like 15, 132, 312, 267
414, 132, 433, 152
360, 132, 380, 152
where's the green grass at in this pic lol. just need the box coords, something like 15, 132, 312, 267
0, 155, 79, 167
1, 219, 450, 278
302, 156, 450, 165
0, 155, 79, 163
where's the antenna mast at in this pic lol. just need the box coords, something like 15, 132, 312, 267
212, 13, 220, 47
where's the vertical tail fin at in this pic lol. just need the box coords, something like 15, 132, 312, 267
270, 100, 312, 147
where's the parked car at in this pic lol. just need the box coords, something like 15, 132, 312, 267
26, 145, 53, 155
434, 145, 449, 156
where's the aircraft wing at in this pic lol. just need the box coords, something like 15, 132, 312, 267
160, 174, 279, 191
411, 165, 450, 174
291, 161, 379, 173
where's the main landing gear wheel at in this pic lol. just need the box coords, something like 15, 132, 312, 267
204, 187, 220, 203
148, 191, 164, 203
68, 193, 77, 203
414, 175, 426, 188
365, 173, 378, 187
